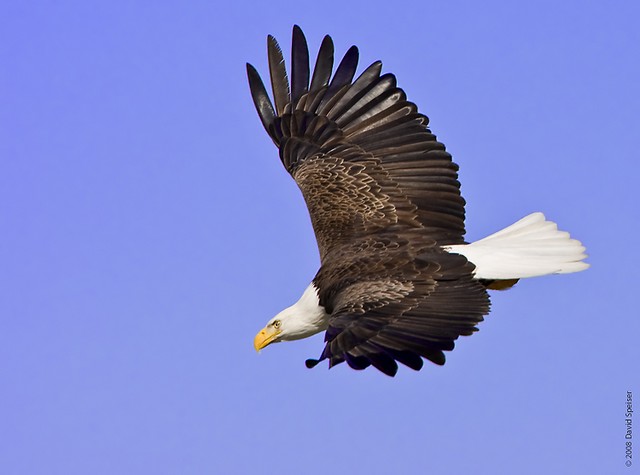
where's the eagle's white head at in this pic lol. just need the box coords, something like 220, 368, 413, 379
253, 283, 329, 351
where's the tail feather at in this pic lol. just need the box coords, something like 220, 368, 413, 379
445, 213, 589, 280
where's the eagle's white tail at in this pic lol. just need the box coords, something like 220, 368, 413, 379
446, 212, 589, 280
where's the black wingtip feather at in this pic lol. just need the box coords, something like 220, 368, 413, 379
324, 45, 359, 103
267, 35, 290, 115
246, 63, 276, 134
345, 353, 371, 370
310, 35, 334, 92
367, 352, 398, 377
291, 26, 310, 104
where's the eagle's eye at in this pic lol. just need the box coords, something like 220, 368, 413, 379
273, 320, 281, 329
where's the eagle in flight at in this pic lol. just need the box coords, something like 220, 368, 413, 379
247, 26, 588, 376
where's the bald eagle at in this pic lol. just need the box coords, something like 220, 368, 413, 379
247, 26, 588, 376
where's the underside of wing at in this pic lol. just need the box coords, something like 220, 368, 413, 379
247, 26, 467, 255
309, 251, 490, 376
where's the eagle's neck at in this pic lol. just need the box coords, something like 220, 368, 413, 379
280, 283, 330, 341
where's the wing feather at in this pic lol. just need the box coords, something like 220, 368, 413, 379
309, 35, 334, 91
267, 35, 289, 116
325, 62, 384, 121
291, 25, 310, 105
246, 64, 276, 137
323, 45, 359, 106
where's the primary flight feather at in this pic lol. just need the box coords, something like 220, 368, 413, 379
247, 26, 588, 376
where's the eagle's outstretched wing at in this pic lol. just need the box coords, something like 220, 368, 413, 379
247, 26, 466, 261
308, 239, 489, 376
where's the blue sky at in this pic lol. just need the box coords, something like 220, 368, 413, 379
1, 1, 638, 474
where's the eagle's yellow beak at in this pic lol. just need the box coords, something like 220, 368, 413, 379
254, 326, 281, 352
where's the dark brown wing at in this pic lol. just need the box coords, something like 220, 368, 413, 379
307, 241, 489, 376
247, 25, 466, 261
247, 26, 489, 375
